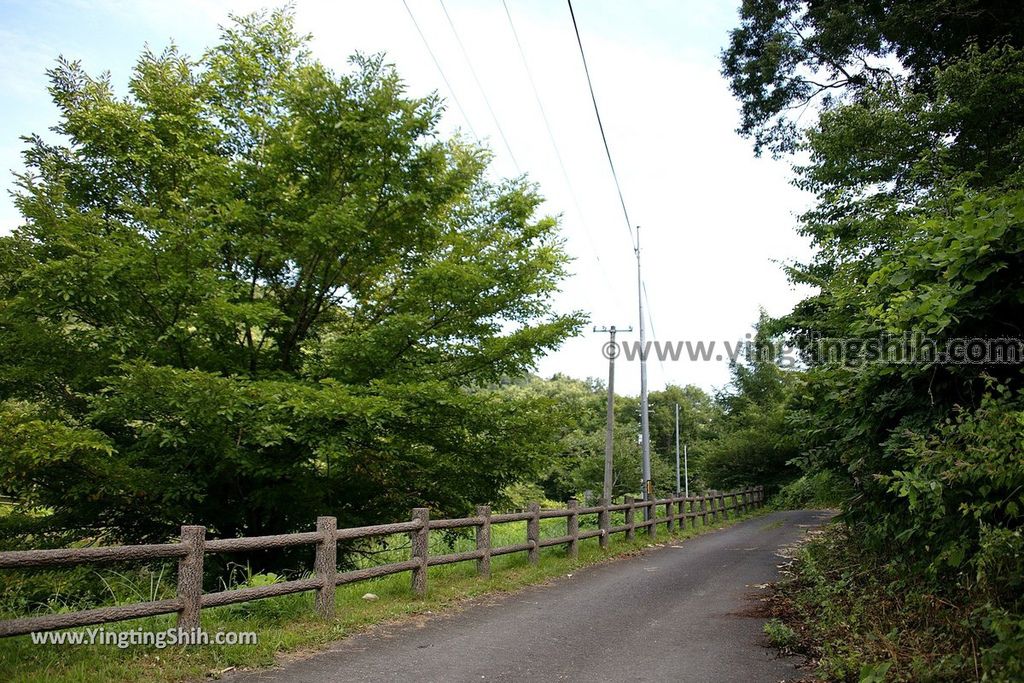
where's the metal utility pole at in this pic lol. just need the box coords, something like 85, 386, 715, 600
636, 226, 652, 516
594, 325, 631, 503
675, 403, 681, 495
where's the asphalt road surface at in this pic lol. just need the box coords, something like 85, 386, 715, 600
230, 509, 833, 683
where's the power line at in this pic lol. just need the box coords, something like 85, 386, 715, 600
566, 0, 636, 251
439, 0, 521, 173
501, 0, 628, 311
401, 0, 478, 138
502, 0, 594, 250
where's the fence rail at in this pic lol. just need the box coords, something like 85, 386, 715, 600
0, 486, 764, 638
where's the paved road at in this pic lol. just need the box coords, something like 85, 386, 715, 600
231, 509, 832, 683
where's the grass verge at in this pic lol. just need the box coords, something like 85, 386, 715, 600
0, 508, 767, 682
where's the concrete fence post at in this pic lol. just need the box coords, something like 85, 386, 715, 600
411, 508, 429, 596
598, 498, 610, 550
666, 499, 675, 534
476, 505, 491, 578
624, 496, 636, 542
567, 499, 579, 559
176, 525, 205, 633
647, 500, 657, 540
700, 495, 708, 527
527, 502, 541, 565
314, 516, 337, 619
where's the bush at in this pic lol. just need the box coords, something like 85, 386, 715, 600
773, 471, 852, 509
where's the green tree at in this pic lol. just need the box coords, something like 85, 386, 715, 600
647, 384, 719, 463
699, 337, 801, 493
722, 3, 1024, 672
0, 9, 584, 545
722, 0, 1024, 157
722, 0, 1024, 551
494, 374, 605, 502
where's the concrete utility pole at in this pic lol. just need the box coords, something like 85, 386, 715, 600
684, 443, 689, 498
595, 325, 632, 503
675, 403, 681, 495
636, 226, 652, 516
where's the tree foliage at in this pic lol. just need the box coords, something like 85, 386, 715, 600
723, 1, 1024, 675
0, 9, 584, 544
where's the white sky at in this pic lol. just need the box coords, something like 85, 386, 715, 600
0, 0, 814, 395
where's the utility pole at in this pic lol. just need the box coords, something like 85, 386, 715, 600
684, 443, 689, 498
636, 226, 652, 516
675, 403, 680, 495
595, 325, 632, 503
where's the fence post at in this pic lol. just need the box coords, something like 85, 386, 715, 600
527, 502, 541, 564
758, 485, 765, 507
411, 508, 429, 596
567, 499, 579, 559
314, 516, 337, 619
666, 498, 675, 534
689, 498, 698, 530
476, 505, 491, 578
700, 495, 708, 527
598, 498, 610, 549
647, 500, 657, 540
177, 525, 205, 633
624, 496, 636, 542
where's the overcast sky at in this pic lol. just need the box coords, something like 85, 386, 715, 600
0, 0, 814, 395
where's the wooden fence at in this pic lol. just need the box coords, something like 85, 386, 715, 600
0, 486, 763, 638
